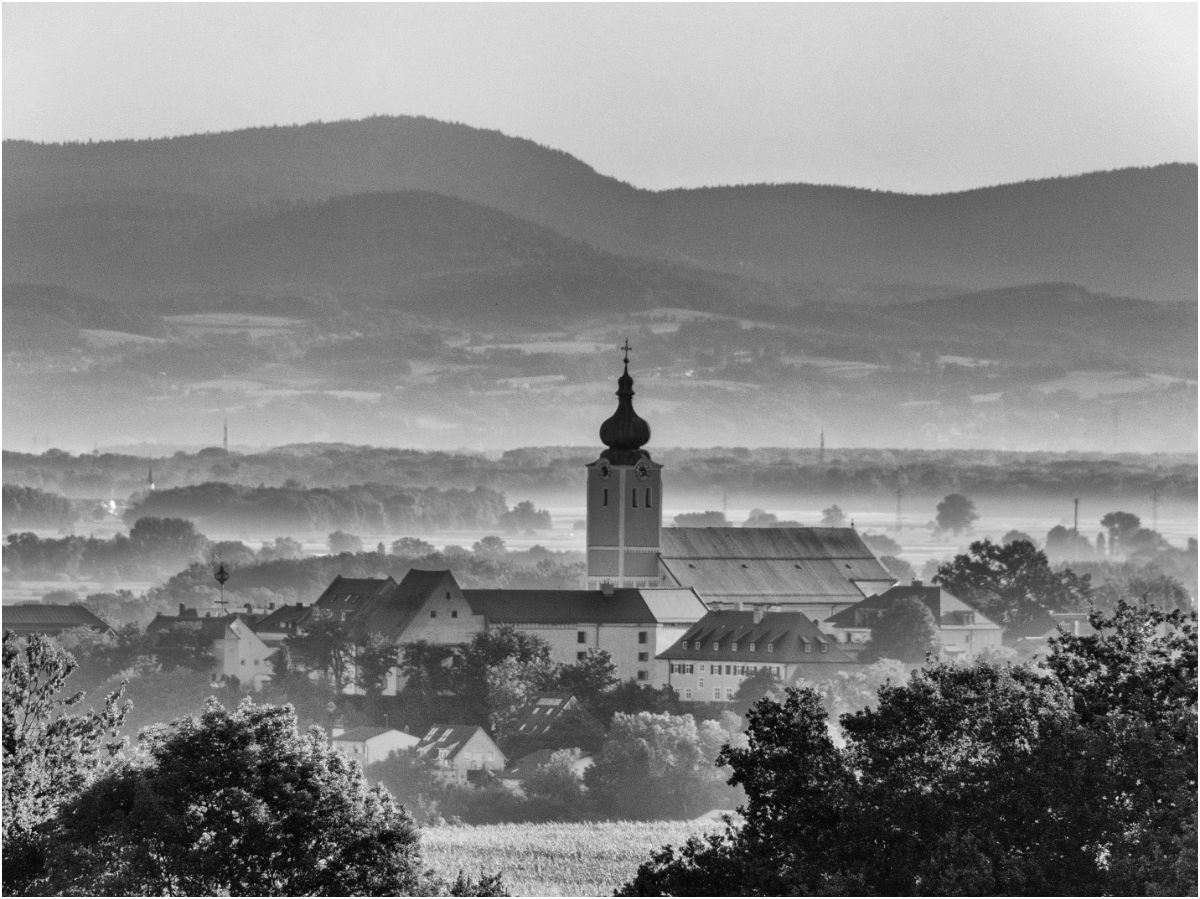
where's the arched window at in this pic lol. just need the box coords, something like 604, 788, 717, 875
645, 488, 653, 508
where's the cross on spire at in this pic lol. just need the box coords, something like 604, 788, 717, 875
620, 339, 632, 368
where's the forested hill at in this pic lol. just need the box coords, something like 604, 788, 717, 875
5, 116, 1195, 301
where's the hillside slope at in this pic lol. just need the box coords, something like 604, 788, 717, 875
5, 116, 1195, 301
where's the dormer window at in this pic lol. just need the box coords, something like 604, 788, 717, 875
713, 642, 720, 652
731, 642, 738, 652
767, 642, 774, 653
819, 642, 828, 654
804, 641, 811, 653
749, 642, 756, 652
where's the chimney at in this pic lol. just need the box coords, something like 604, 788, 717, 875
179, 603, 186, 616
244, 604, 252, 614
268, 602, 275, 611
912, 578, 923, 587
600, 581, 614, 597
735, 601, 744, 612
752, 607, 764, 624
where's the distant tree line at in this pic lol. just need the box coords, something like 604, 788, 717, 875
5, 445, 1193, 502
2, 485, 75, 532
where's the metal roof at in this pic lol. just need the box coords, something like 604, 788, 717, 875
2, 603, 112, 634
659, 527, 895, 603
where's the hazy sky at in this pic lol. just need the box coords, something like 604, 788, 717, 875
3, 3, 1195, 192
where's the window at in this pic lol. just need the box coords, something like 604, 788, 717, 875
638, 652, 649, 662
638, 631, 647, 644
637, 670, 648, 681
603, 488, 609, 506
445, 592, 451, 599
713, 641, 720, 651
731, 642, 738, 652
725, 688, 734, 700
632, 489, 638, 508
577, 631, 587, 644
819, 642, 828, 654
430, 610, 437, 618
804, 641, 811, 653
684, 689, 693, 701
645, 488, 653, 508
767, 643, 774, 653
577, 651, 587, 661
749, 642, 756, 652
698, 677, 705, 689
693, 641, 702, 650
713, 688, 721, 700
725, 665, 732, 675
451, 609, 458, 618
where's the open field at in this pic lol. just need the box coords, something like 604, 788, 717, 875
420, 819, 722, 897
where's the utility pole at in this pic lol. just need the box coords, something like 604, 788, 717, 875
1073, 498, 1079, 534
1152, 486, 1161, 533
223, 418, 229, 454
895, 484, 903, 533
819, 426, 825, 465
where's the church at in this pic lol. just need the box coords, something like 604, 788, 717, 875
585, 346, 895, 622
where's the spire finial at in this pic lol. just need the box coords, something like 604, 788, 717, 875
620, 339, 632, 369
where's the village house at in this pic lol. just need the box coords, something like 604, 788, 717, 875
659, 608, 857, 702
497, 747, 594, 797
824, 582, 1003, 661
415, 724, 507, 784
330, 726, 420, 767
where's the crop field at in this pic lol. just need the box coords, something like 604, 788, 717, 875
420, 819, 723, 896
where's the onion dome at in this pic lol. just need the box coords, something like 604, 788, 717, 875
600, 356, 651, 464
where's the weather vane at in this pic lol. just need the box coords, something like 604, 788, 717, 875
214, 559, 230, 613
620, 339, 632, 366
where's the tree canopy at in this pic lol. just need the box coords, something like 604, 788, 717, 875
934, 492, 978, 534
858, 595, 940, 665
38, 699, 429, 896
620, 601, 1197, 896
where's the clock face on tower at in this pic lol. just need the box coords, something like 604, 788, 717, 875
634, 461, 649, 480
598, 461, 611, 480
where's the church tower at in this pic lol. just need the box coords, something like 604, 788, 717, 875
586, 343, 662, 589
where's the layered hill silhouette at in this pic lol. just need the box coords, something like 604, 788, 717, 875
5, 115, 1196, 302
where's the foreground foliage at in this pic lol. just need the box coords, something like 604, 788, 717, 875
620, 601, 1197, 896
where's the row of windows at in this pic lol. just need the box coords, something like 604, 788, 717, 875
600, 488, 654, 508
682, 685, 736, 701
578, 631, 648, 643
430, 609, 459, 619
689, 640, 773, 653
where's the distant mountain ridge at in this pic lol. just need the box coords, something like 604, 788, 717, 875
5, 116, 1195, 301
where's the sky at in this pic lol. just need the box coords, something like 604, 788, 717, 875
3, 2, 1196, 193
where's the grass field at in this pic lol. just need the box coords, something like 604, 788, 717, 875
420, 820, 722, 896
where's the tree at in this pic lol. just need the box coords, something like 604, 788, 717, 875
522, 747, 587, 808
259, 536, 305, 562
2, 633, 128, 894
38, 699, 435, 896
453, 627, 556, 736
1044, 525, 1092, 561
328, 530, 364, 554
673, 511, 728, 527
821, 504, 848, 527
620, 605, 1197, 897
1100, 511, 1142, 553
555, 649, 619, 706
585, 711, 743, 820
355, 635, 399, 705
1001, 529, 1036, 547
127, 516, 210, 569
288, 619, 353, 693
391, 537, 437, 558
472, 535, 507, 559
934, 493, 978, 535
860, 532, 900, 555
731, 665, 783, 710
934, 538, 1093, 628
859, 596, 941, 665
742, 508, 778, 528
497, 501, 552, 532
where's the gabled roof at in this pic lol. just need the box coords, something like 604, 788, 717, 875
147, 611, 255, 640
343, 569, 457, 641
660, 610, 856, 664
2, 603, 112, 635
333, 727, 411, 744
659, 527, 895, 603
416, 724, 495, 760
513, 693, 600, 738
826, 585, 1001, 630
252, 603, 309, 634
312, 575, 400, 613
500, 748, 594, 780
1004, 605, 1062, 643
464, 588, 680, 625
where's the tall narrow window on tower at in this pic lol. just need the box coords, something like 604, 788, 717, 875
632, 489, 638, 508
645, 488, 653, 508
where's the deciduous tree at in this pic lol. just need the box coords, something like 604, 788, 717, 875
934, 493, 978, 535
859, 595, 941, 665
